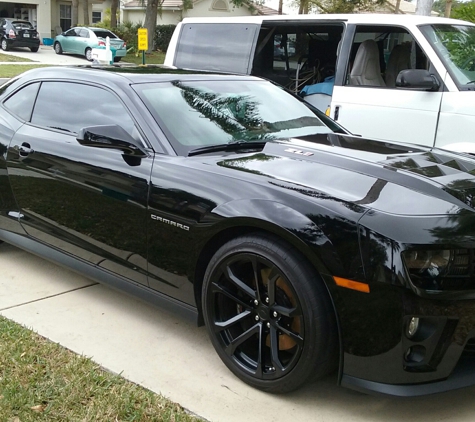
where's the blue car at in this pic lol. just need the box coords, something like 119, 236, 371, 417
54, 27, 127, 62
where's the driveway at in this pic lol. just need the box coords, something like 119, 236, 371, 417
1, 242, 475, 422
0, 45, 88, 65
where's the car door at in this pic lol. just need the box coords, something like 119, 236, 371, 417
5, 80, 153, 286
330, 24, 443, 147
61, 28, 80, 53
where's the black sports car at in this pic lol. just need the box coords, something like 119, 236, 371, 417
1, 66, 475, 396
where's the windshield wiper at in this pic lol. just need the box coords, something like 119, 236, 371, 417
188, 141, 267, 157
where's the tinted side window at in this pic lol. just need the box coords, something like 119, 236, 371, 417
31, 82, 135, 134
3, 82, 40, 121
175, 23, 258, 74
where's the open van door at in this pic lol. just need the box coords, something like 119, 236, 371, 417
330, 24, 443, 147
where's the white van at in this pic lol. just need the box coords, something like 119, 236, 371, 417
165, 14, 475, 153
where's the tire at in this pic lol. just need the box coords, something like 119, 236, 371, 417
30, 46, 39, 52
1, 38, 9, 51
113, 56, 121, 63
85, 47, 92, 61
202, 233, 338, 393
54, 42, 62, 55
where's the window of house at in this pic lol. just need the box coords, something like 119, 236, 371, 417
92, 11, 102, 24
211, 0, 228, 10
59, 4, 71, 32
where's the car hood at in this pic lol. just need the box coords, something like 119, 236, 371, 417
212, 134, 475, 216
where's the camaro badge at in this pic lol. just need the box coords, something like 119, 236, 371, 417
284, 148, 314, 157
151, 214, 190, 231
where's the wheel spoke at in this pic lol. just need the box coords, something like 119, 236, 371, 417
214, 310, 251, 333
269, 326, 285, 375
250, 255, 263, 300
225, 323, 259, 356
266, 268, 280, 305
276, 323, 304, 346
224, 264, 256, 300
273, 304, 301, 318
255, 323, 266, 377
211, 281, 252, 310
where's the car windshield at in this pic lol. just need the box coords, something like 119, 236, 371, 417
12, 21, 33, 30
420, 23, 475, 87
93, 30, 117, 39
134, 79, 332, 155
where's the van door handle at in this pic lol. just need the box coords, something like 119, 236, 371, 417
334, 106, 340, 121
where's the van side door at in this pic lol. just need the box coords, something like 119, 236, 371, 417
331, 24, 444, 147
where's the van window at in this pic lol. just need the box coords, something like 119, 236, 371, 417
420, 24, 475, 88
252, 24, 343, 94
346, 25, 430, 88
175, 23, 259, 74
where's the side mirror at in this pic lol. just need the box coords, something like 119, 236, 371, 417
396, 69, 440, 92
76, 124, 148, 158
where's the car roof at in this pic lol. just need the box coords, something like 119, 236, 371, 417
179, 13, 474, 27
14, 65, 263, 86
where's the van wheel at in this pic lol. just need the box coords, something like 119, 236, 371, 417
30, 46, 39, 52
202, 234, 338, 393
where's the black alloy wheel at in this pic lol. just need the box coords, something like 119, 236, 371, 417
202, 234, 338, 393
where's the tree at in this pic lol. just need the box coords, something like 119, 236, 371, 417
110, 0, 119, 28
415, 0, 434, 15
144, 0, 161, 53
452, 1, 475, 22
298, 0, 385, 14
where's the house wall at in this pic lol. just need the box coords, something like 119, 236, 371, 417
185, 0, 254, 18
122, 0, 255, 26
0, 0, 52, 40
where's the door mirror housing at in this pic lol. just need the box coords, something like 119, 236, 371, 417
76, 125, 148, 158
396, 69, 440, 92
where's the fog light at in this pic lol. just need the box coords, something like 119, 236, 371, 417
407, 317, 420, 338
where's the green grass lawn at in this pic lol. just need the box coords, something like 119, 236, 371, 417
0, 316, 201, 421
0, 51, 166, 78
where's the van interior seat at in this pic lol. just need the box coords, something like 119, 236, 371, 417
385, 43, 412, 88
349, 39, 386, 87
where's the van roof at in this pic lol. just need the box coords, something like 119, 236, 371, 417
180, 13, 473, 27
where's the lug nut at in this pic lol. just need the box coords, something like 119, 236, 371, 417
265, 297, 269, 303
254, 300, 259, 306
255, 315, 259, 321
273, 311, 278, 318
267, 322, 271, 328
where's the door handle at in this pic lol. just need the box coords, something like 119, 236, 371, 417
19, 143, 34, 157
334, 106, 340, 121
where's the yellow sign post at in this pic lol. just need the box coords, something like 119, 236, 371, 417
138, 28, 148, 65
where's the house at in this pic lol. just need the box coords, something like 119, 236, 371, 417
0, 0, 105, 41
120, 0, 278, 26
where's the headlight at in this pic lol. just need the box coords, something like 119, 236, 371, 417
402, 249, 472, 290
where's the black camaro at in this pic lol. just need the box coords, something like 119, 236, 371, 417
1, 66, 475, 396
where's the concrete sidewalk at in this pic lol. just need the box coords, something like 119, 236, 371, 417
2, 243, 475, 421
0, 45, 88, 65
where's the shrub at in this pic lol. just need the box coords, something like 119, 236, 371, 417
154, 24, 176, 52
